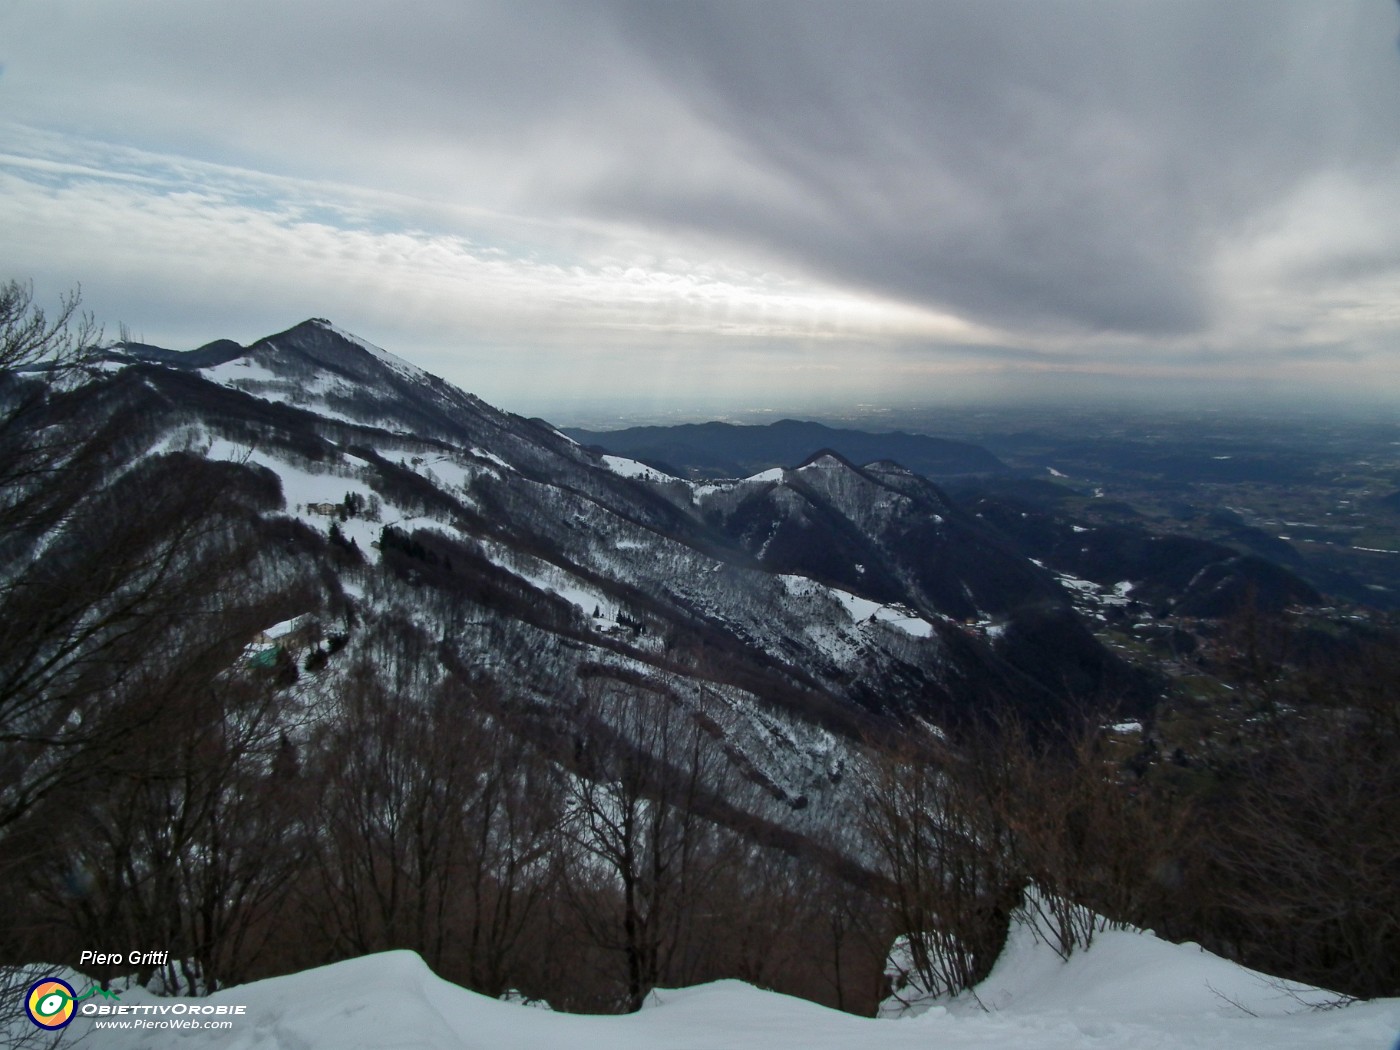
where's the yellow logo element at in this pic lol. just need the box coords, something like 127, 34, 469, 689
24, 976, 118, 1030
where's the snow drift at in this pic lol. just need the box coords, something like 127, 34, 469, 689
17, 915, 1399, 1049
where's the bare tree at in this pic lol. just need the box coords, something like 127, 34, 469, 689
1203, 651, 1400, 998
27, 668, 303, 995
0, 280, 100, 372
560, 682, 736, 1012
452, 710, 561, 998
0, 280, 102, 536
863, 709, 1195, 1007
303, 663, 560, 995
860, 734, 1018, 1003
0, 455, 288, 836
305, 668, 476, 966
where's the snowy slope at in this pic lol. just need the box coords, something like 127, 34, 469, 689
67, 319, 1153, 823
27, 924, 1399, 1050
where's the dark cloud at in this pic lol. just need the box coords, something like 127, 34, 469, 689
589, 1, 1400, 339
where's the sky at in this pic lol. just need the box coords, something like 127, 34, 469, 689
2, 1, 1399, 421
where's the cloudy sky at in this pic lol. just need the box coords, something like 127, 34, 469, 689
2, 1, 1398, 419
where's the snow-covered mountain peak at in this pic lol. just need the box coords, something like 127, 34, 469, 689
737, 451, 863, 486
172, 319, 521, 447
243, 319, 433, 388
795, 449, 861, 473
300, 318, 432, 382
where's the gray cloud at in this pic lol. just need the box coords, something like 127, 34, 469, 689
599, 1, 1400, 338
1, 0, 1399, 409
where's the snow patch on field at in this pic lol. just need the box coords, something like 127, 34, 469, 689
470, 446, 514, 472
689, 480, 740, 499
601, 454, 675, 482
411, 454, 484, 494
474, 538, 639, 636
780, 575, 936, 639
745, 466, 786, 483
1054, 572, 1136, 619
153, 433, 427, 565
200, 356, 281, 385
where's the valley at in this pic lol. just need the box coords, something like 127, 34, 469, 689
873, 404, 1400, 608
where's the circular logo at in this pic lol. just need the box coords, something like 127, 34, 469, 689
25, 977, 78, 1030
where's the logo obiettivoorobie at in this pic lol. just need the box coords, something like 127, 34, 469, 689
24, 976, 119, 1029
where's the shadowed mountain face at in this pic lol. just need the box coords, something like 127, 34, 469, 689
562, 419, 1008, 479
693, 452, 1061, 620
18, 321, 1182, 829
959, 494, 1323, 618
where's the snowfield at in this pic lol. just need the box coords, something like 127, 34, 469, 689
25, 916, 1398, 1049
601, 453, 676, 482
779, 574, 937, 639
316, 321, 433, 384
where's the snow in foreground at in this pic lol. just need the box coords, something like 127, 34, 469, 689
21, 917, 1400, 1050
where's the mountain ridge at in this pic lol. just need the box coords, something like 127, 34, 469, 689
563, 417, 1009, 480
74, 325, 1153, 747
40, 321, 1336, 834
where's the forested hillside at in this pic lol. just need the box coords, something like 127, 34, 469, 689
1, 286, 1395, 1035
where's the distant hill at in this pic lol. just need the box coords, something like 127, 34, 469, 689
108, 337, 245, 368
561, 418, 1007, 479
